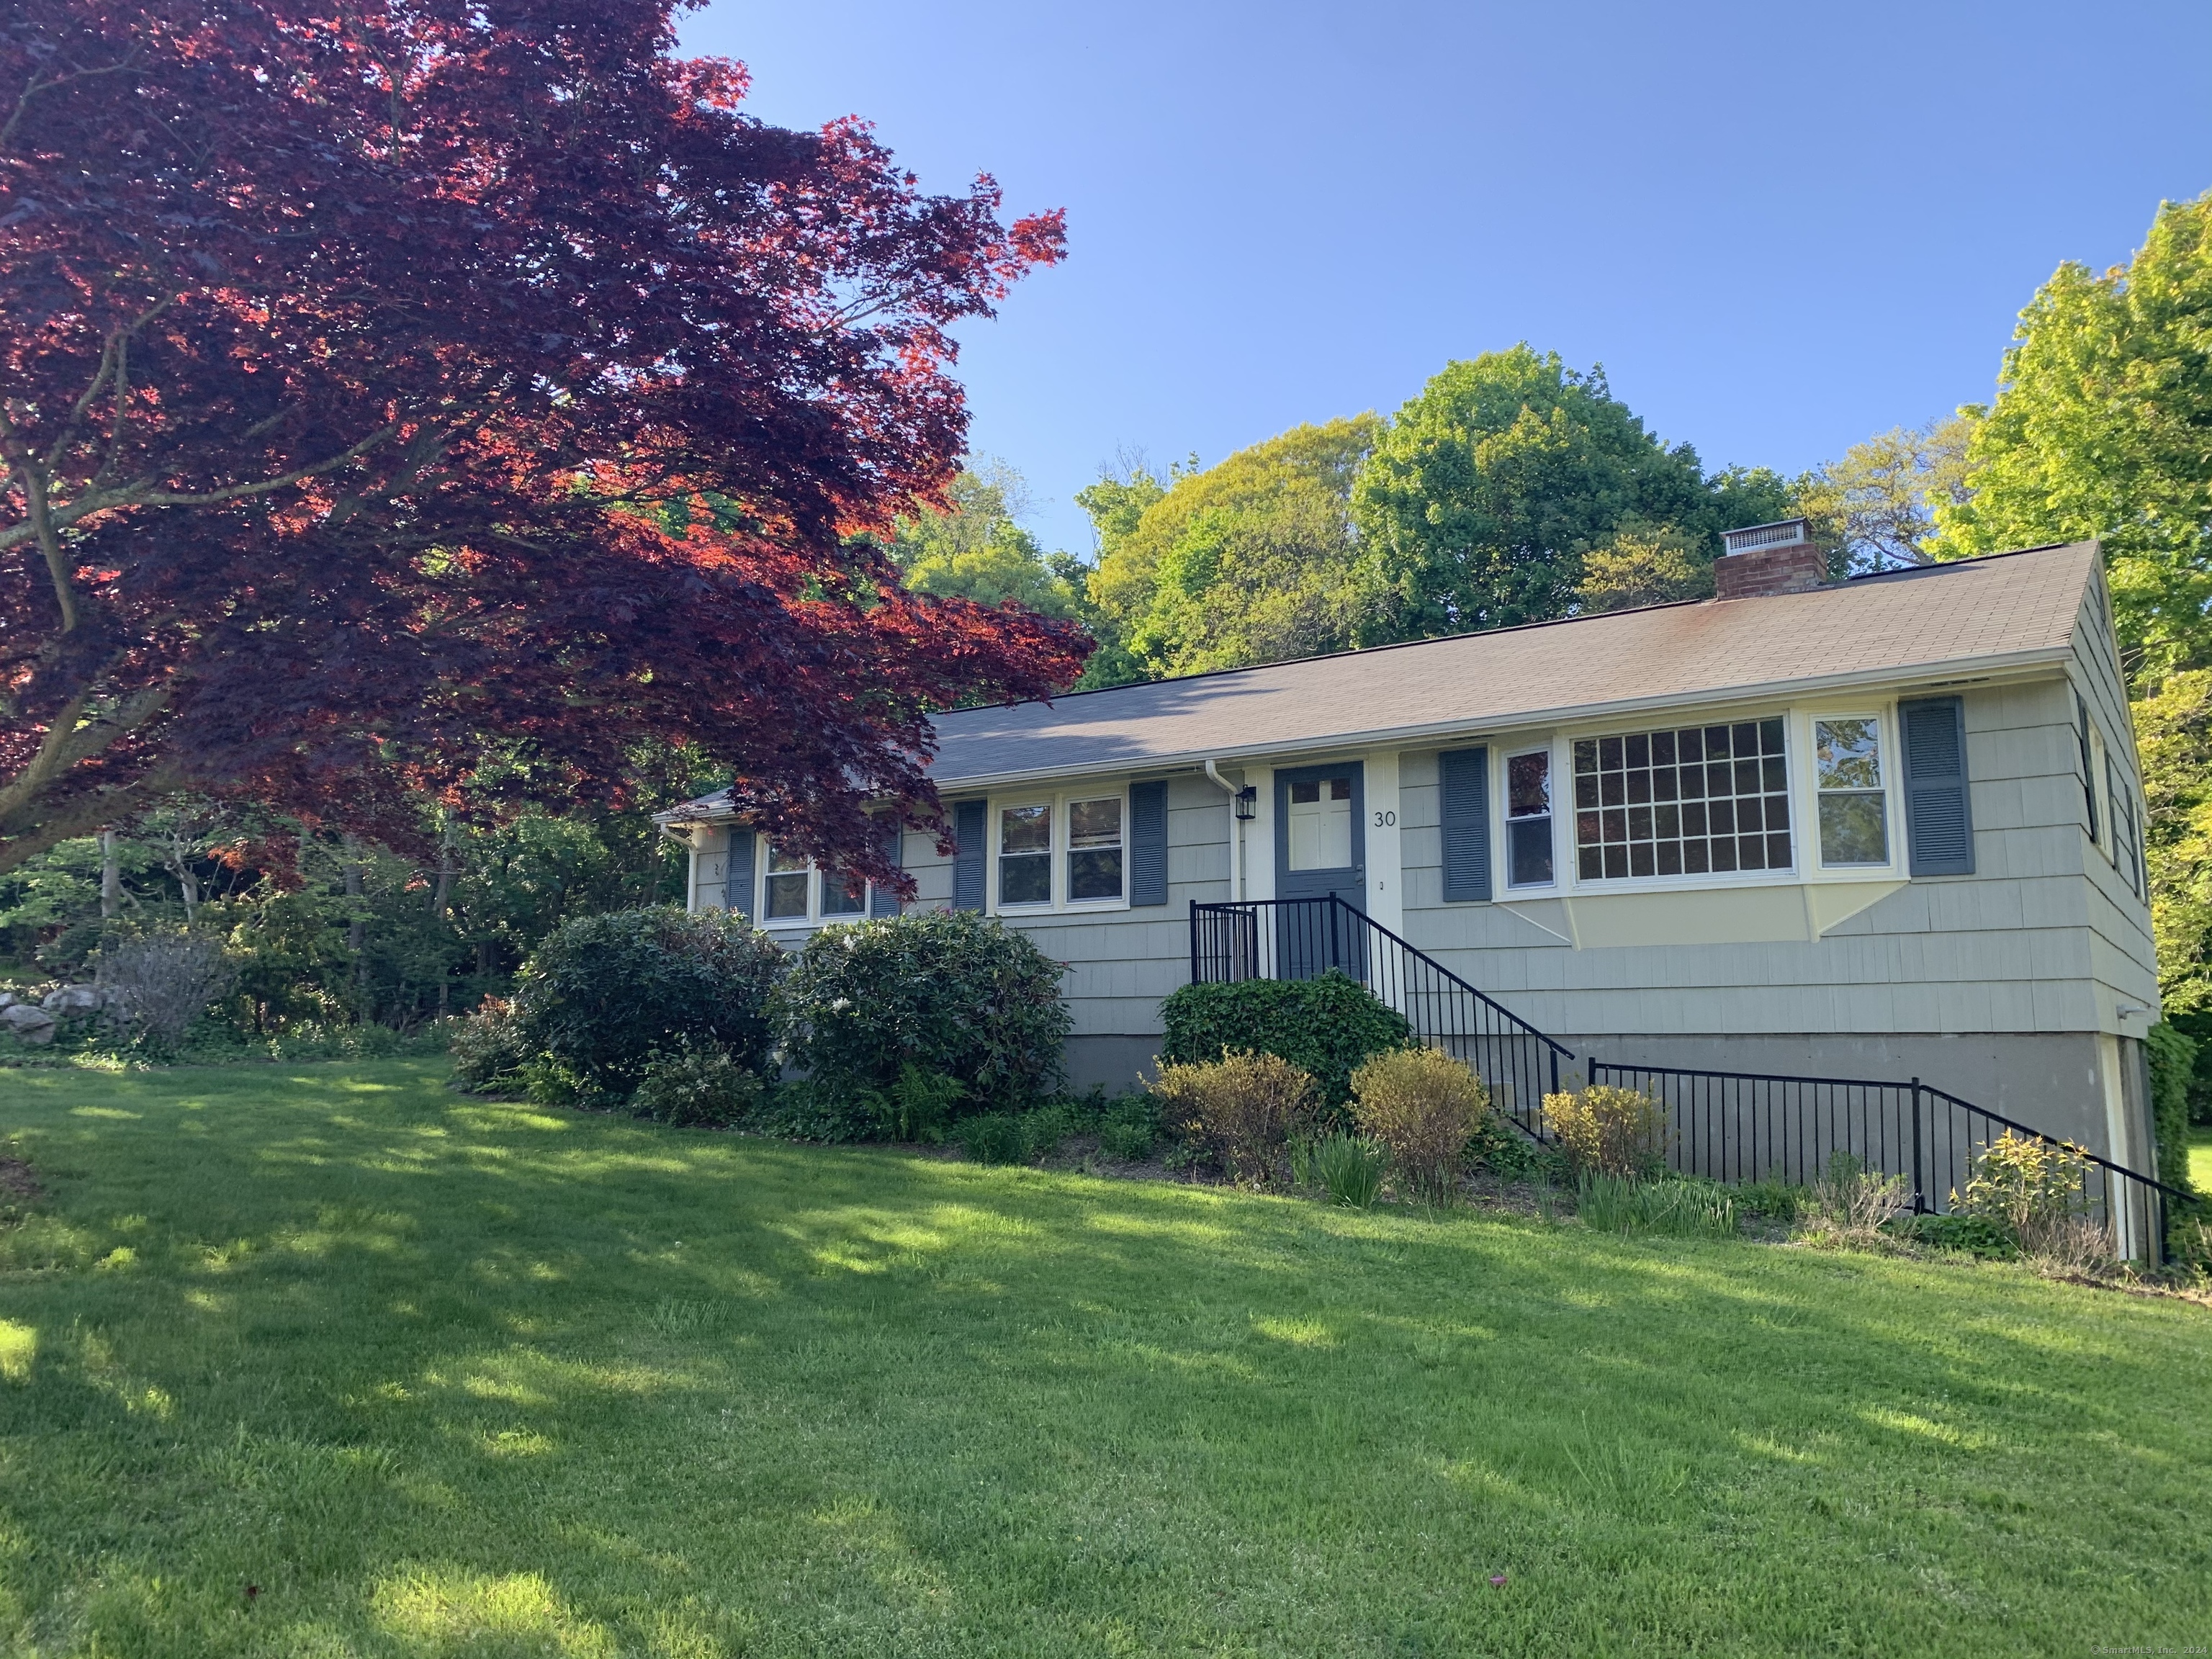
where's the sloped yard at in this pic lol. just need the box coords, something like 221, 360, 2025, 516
1, 1059, 2206, 1657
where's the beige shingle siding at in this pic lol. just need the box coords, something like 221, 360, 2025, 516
926, 542, 2097, 786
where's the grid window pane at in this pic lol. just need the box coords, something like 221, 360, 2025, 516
1573, 717, 1793, 880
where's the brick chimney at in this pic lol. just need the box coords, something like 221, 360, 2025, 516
1714, 518, 1826, 600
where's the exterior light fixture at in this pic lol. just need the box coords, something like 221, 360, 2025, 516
1234, 786, 1258, 821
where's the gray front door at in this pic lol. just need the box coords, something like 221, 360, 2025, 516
1274, 762, 1365, 978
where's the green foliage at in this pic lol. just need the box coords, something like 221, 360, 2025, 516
1349, 1046, 1489, 1204
1151, 1050, 1319, 1187
780, 911, 1071, 1115
1734, 1174, 1808, 1223
959, 1112, 1030, 1166
1931, 189, 2212, 677
1159, 971, 1411, 1110
1095, 1094, 1160, 1161
1350, 346, 1741, 639
887, 463, 1088, 621
1310, 1133, 1386, 1208
2146, 1021, 2198, 1193
1464, 1109, 1552, 1179
745, 1077, 886, 1144
1905, 1212, 2020, 1259
1087, 420, 1386, 680
449, 997, 529, 1094
1543, 1085, 1668, 1178
884, 1063, 967, 1143
1793, 418, 1974, 572
631, 1038, 763, 1129
513, 907, 782, 1100
1575, 1174, 1738, 1238
1795, 1153, 1915, 1251
1956, 1131, 2091, 1251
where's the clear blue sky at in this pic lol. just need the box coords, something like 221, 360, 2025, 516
680, 0, 2212, 557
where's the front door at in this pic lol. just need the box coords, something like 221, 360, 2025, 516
1274, 762, 1365, 979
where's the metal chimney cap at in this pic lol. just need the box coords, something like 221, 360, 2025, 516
1722, 518, 1810, 556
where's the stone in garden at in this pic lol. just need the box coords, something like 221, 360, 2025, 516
42, 985, 104, 1016
1, 1004, 58, 1044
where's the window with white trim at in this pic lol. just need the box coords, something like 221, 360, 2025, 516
1067, 796, 1125, 901
997, 802, 1053, 906
758, 842, 871, 925
1506, 748, 1555, 886
1814, 716, 1889, 865
988, 789, 1131, 911
1573, 717, 1792, 880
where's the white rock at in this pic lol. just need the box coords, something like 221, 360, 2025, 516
1, 1003, 58, 1044
42, 984, 103, 1015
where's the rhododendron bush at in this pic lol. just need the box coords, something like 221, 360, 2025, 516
0, 0, 1080, 882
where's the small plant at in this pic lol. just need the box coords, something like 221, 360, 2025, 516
96, 931, 236, 1057
1905, 1211, 2020, 1259
1022, 1102, 1079, 1161
1096, 1094, 1159, 1161
1543, 1086, 1668, 1179
450, 996, 531, 1093
1465, 1109, 1549, 1179
1151, 1051, 1319, 1187
1350, 1046, 1488, 1205
1795, 1152, 1913, 1251
631, 1038, 763, 1128
1311, 1133, 1386, 1208
1955, 1131, 2094, 1255
1734, 1173, 1807, 1223
1576, 1173, 1737, 1238
882, 1064, 966, 1143
960, 1112, 1030, 1166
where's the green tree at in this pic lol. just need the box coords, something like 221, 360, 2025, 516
1349, 346, 1725, 637
1795, 418, 1975, 572
1087, 419, 1385, 680
886, 463, 1087, 620
1930, 190, 2212, 675
1073, 456, 1176, 686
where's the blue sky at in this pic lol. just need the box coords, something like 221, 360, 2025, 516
680, 1, 2212, 557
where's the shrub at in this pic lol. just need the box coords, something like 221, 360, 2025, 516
514, 907, 781, 1100
97, 931, 236, 1056
883, 1064, 966, 1143
1956, 1130, 2092, 1254
1464, 1110, 1551, 1179
2146, 1021, 2198, 1193
1794, 1152, 1913, 1251
631, 1039, 763, 1128
1311, 1133, 1386, 1208
960, 1112, 1030, 1166
1905, 1211, 2019, 1259
1735, 1174, 1807, 1223
1096, 1094, 1159, 1161
781, 912, 1071, 1117
747, 1077, 885, 1143
1350, 1046, 1488, 1205
1576, 1173, 1737, 1238
1159, 971, 1411, 1110
451, 997, 531, 1093
1152, 1051, 1318, 1187
1543, 1085, 1668, 1178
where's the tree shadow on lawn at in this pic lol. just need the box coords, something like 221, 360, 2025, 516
2, 1058, 2208, 1657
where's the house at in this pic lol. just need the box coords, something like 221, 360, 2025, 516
657, 526, 2159, 1183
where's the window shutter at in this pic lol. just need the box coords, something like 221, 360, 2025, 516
724, 829, 755, 924
2108, 756, 2146, 902
1439, 747, 1493, 902
1901, 696, 1974, 876
952, 800, 987, 912
2074, 691, 2099, 840
871, 820, 902, 917
1128, 781, 1169, 907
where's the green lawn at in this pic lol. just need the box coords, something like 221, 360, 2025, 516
2193, 1127, 2212, 1194
1, 1064, 2206, 1658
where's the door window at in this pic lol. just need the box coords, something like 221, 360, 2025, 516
1286, 777, 1354, 871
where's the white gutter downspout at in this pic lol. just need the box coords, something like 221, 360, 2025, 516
1203, 760, 1241, 903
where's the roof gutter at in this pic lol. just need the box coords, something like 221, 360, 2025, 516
1203, 759, 1242, 903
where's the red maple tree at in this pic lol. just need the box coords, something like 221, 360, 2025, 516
0, 0, 1082, 883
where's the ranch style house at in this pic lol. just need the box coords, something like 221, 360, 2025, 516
658, 526, 2161, 1187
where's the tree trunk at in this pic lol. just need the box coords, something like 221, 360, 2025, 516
343, 840, 367, 997
99, 830, 120, 919
171, 832, 201, 924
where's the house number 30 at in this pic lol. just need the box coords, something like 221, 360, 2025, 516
1374, 810, 1396, 827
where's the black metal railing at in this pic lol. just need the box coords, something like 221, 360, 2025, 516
1191, 896, 1572, 1130
1190, 895, 2188, 1263
1590, 1058, 2182, 1263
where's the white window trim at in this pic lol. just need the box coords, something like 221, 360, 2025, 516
751, 837, 877, 930
1501, 743, 1558, 890
2088, 722, 2115, 864
987, 786, 1133, 915
1809, 710, 1900, 871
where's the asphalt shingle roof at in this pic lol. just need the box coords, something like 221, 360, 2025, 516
923, 541, 2097, 786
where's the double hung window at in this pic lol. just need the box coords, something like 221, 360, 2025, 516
1506, 750, 1554, 886
760, 843, 869, 925
1573, 717, 1792, 880
995, 793, 1128, 909
1814, 717, 1889, 865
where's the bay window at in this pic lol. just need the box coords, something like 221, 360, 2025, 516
1573, 717, 1792, 880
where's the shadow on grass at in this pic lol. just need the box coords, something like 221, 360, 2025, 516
1, 1058, 2208, 1657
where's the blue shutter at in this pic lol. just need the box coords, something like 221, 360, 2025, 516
1901, 696, 1974, 876
1128, 781, 1169, 907
724, 829, 755, 924
1439, 747, 1492, 902
871, 819, 902, 917
952, 800, 987, 912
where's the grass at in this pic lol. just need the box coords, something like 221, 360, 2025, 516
2192, 1126, 2212, 1192
0, 1062, 2206, 1658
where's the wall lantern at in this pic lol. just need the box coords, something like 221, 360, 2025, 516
1234, 786, 1258, 822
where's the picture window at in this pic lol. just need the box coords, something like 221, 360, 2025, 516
1574, 716, 1791, 880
